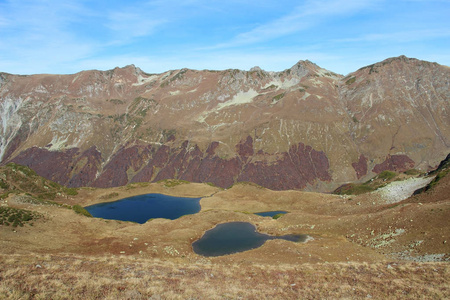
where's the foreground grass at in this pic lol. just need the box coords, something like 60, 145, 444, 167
0, 254, 448, 299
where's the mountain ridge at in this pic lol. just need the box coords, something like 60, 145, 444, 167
0, 56, 449, 191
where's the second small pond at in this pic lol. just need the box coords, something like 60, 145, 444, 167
192, 222, 309, 257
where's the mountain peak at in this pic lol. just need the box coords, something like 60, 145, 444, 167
355, 55, 443, 75
249, 66, 263, 72
287, 60, 317, 78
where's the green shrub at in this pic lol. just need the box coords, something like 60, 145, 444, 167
158, 179, 190, 188
272, 93, 285, 102
345, 77, 356, 85
99, 192, 119, 200
377, 170, 396, 181
64, 188, 78, 196
334, 183, 375, 195
0, 179, 9, 189
232, 182, 264, 189
0, 207, 43, 227
49, 181, 62, 189
272, 213, 284, 220
338, 183, 375, 195
72, 205, 92, 217
404, 169, 421, 175
38, 192, 57, 200
6, 163, 37, 177
424, 168, 450, 191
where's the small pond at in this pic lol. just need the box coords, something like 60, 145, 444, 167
192, 222, 309, 257
254, 211, 288, 217
85, 193, 201, 224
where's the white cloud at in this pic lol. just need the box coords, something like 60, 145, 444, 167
0, 0, 98, 74
334, 29, 450, 43
106, 11, 167, 40
209, 0, 381, 49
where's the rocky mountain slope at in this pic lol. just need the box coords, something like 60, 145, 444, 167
0, 56, 449, 191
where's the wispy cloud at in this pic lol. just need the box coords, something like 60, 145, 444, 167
209, 0, 381, 49
0, 0, 97, 73
334, 29, 450, 43
106, 10, 167, 40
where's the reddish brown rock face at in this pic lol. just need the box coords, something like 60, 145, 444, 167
1, 128, 28, 163
238, 142, 331, 190
236, 136, 254, 160
67, 146, 103, 187
352, 154, 368, 179
10, 146, 102, 187
9, 137, 332, 190
372, 154, 415, 173
93, 145, 153, 188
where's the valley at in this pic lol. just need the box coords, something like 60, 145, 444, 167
0, 161, 449, 298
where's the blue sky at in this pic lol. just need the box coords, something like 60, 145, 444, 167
0, 0, 449, 75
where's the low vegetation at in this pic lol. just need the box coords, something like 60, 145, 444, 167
157, 179, 190, 188
404, 169, 422, 176
99, 192, 119, 200
0, 163, 78, 200
334, 170, 399, 195
377, 170, 397, 180
416, 167, 449, 194
0, 207, 43, 227
272, 213, 284, 220
72, 205, 92, 217
272, 92, 285, 103
333, 183, 375, 195
232, 181, 265, 189
0, 163, 93, 219
345, 76, 356, 85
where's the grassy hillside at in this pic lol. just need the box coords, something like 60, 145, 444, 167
0, 163, 91, 220
0, 163, 78, 200
0, 161, 449, 299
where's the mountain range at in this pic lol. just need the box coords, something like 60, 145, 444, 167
0, 55, 449, 191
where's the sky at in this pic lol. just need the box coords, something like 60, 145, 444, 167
0, 0, 449, 75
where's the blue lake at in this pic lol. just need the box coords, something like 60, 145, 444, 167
192, 222, 308, 257
85, 193, 201, 223
254, 211, 288, 217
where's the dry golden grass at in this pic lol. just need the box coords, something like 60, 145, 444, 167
0, 253, 448, 299
1, 175, 449, 299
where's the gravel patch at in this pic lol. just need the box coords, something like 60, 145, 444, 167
391, 252, 450, 262
374, 176, 434, 204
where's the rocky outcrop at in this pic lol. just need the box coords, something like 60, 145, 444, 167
237, 143, 331, 190
352, 155, 368, 179
372, 155, 415, 174
10, 137, 332, 190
